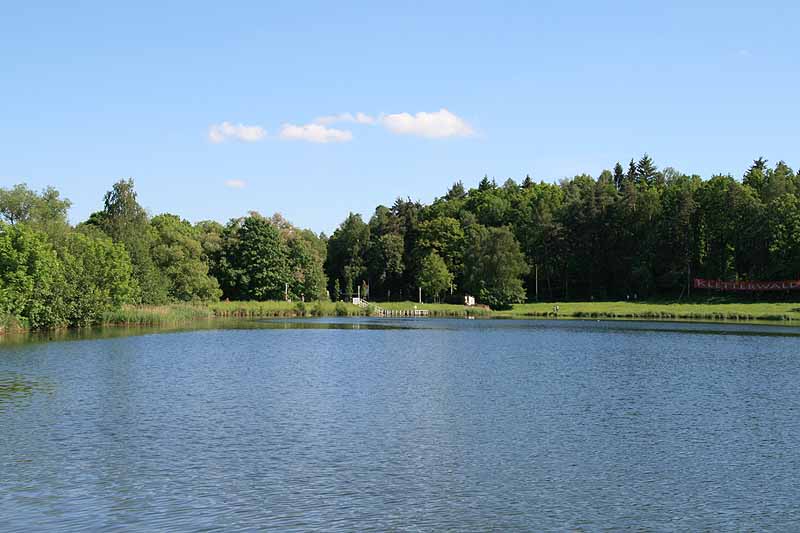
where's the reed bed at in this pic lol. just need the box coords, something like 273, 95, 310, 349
208, 300, 363, 318
102, 304, 215, 326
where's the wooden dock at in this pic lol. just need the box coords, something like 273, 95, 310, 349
354, 299, 430, 317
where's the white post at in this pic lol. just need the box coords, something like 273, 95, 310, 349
418, 287, 422, 304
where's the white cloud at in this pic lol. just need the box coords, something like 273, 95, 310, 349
314, 112, 376, 125
224, 179, 247, 189
208, 121, 266, 143
279, 123, 353, 143
380, 108, 474, 138
207, 109, 473, 145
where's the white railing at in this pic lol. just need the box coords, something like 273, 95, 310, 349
353, 298, 430, 317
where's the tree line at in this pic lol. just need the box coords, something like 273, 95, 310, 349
2, 155, 800, 328
326, 155, 800, 307
0, 179, 326, 329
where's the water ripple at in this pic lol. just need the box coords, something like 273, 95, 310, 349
1, 319, 799, 530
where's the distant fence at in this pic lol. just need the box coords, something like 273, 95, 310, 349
694, 278, 800, 291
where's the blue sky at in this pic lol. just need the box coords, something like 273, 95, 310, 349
1, 1, 798, 233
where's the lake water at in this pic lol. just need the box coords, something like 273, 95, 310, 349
2, 318, 800, 531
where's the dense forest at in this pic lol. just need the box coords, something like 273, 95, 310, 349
2, 155, 800, 328
0, 179, 326, 329
327, 155, 800, 307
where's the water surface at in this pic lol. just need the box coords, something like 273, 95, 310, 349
2, 318, 800, 531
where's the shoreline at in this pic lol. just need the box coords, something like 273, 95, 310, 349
3, 300, 800, 338
497, 301, 800, 323
4, 313, 800, 348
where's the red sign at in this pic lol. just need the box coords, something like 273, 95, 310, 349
694, 278, 800, 291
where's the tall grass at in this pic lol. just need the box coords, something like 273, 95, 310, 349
102, 304, 214, 326
208, 300, 364, 318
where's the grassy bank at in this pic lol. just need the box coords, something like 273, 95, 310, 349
500, 301, 800, 322
102, 304, 215, 326
6, 299, 800, 335
209, 300, 363, 318
96, 300, 485, 327
107, 299, 800, 325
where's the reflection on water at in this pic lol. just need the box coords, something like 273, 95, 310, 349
3, 315, 800, 350
0, 318, 411, 348
0, 374, 53, 411
2, 318, 800, 530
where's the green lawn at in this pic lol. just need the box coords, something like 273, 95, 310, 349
500, 300, 800, 322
